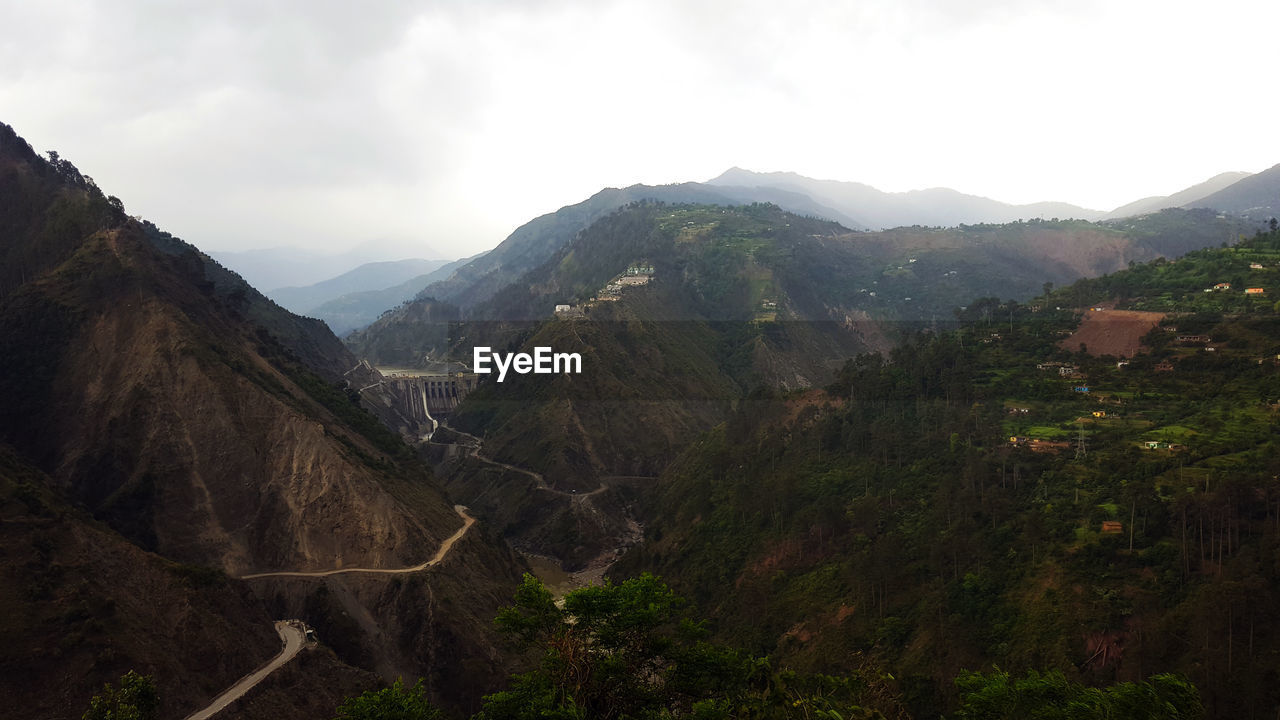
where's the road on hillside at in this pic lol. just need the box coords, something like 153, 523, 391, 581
182, 621, 305, 720
467, 449, 654, 497
185, 505, 478, 719
238, 505, 475, 580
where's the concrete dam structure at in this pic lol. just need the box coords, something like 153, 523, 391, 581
381, 370, 478, 423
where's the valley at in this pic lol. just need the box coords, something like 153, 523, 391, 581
4, 112, 1280, 719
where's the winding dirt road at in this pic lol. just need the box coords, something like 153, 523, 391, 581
237, 505, 475, 580
466, 448, 654, 498
183, 505, 476, 719
182, 621, 305, 720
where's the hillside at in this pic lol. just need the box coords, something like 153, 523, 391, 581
1104, 171, 1252, 219
0, 121, 523, 716
356, 206, 1241, 371
1187, 163, 1280, 221
435, 204, 870, 569
356, 202, 1251, 582
0, 448, 382, 719
613, 226, 1280, 718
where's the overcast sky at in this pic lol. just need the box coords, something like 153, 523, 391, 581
3, 0, 1278, 260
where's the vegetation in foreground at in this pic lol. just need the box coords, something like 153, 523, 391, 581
335, 575, 1200, 720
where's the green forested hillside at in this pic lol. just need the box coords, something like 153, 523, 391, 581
616, 226, 1280, 718
434, 202, 1257, 585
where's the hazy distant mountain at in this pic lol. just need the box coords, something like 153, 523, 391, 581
707, 167, 1107, 228
1185, 163, 1280, 220
266, 257, 452, 315
1105, 171, 1252, 219
308, 253, 482, 335
211, 244, 443, 291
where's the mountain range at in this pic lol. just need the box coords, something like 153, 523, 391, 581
8, 109, 1280, 720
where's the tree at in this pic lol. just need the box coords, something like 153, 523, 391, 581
83, 671, 159, 720
475, 574, 901, 720
334, 679, 443, 720
953, 668, 1202, 719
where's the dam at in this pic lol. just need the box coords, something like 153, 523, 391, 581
377, 368, 478, 422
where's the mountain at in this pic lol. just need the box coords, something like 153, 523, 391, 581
1104, 171, 1252, 219
210, 244, 444, 293
306, 253, 481, 335
707, 167, 1108, 229
353, 198, 1248, 370
613, 225, 1280, 718
400, 182, 874, 316
0, 121, 522, 716
266, 258, 452, 316
391, 203, 1241, 581
1185, 162, 1280, 220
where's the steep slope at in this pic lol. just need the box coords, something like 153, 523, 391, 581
0, 121, 525, 715
616, 227, 1280, 718
1186, 162, 1280, 220
1104, 171, 1251, 219
707, 167, 1107, 228
267, 258, 452, 316
0, 446, 376, 720
0, 213, 458, 574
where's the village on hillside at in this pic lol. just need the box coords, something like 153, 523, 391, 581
554, 261, 654, 317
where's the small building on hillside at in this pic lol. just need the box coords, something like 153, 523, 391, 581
1214, 282, 1232, 291
1101, 521, 1123, 534
1246, 287, 1266, 295
1154, 360, 1175, 372
1251, 263, 1264, 269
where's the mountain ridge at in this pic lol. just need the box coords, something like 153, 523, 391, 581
707, 167, 1109, 228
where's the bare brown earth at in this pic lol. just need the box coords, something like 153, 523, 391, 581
0, 125, 526, 719
1059, 309, 1165, 357
0, 449, 373, 720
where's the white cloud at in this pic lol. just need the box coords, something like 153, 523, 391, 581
1, 0, 1277, 260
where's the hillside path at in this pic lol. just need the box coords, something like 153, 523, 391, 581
238, 505, 475, 579
185, 505, 476, 718
473, 451, 657, 496
182, 621, 305, 720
